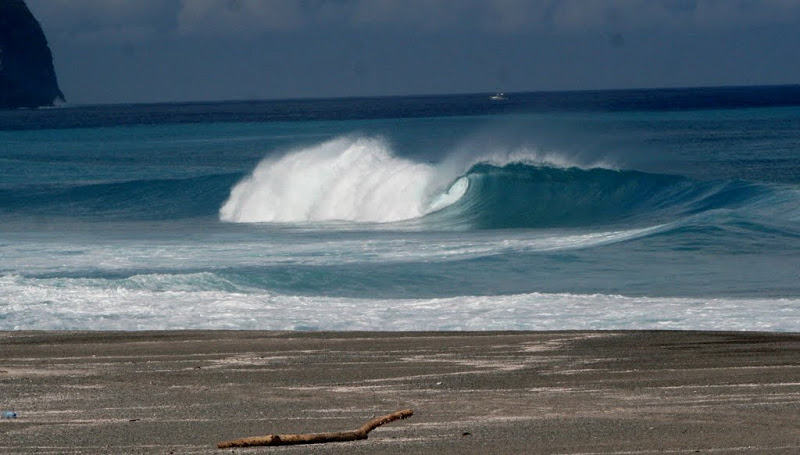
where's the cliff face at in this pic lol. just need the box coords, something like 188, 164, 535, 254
0, 0, 64, 109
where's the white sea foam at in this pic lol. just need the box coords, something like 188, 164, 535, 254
2, 273, 797, 331
442, 143, 616, 174
219, 135, 611, 224
220, 136, 457, 223
1, 224, 666, 275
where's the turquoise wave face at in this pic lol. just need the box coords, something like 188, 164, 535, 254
422, 163, 791, 230
2, 158, 798, 236
3, 96, 800, 331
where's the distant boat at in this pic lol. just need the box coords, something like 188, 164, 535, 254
490, 92, 507, 101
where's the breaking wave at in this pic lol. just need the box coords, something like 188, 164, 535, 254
3, 135, 798, 231
219, 136, 464, 223
219, 136, 800, 230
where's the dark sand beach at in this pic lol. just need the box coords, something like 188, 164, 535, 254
1, 331, 798, 454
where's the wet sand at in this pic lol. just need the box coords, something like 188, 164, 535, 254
1, 330, 798, 454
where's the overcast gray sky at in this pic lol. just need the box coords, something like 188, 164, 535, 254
25, 0, 800, 105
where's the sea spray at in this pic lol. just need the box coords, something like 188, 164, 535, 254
219, 136, 462, 223
218, 135, 800, 230
5, 94, 800, 333
218, 135, 613, 224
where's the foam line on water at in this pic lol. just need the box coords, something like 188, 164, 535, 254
2, 274, 797, 332
1, 225, 667, 276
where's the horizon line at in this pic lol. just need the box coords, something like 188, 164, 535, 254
47, 82, 800, 110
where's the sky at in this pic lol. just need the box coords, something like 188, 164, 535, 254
24, 0, 800, 105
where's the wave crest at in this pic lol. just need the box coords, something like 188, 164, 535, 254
219, 135, 800, 230
219, 136, 461, 223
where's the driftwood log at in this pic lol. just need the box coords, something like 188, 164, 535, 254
217, 408, 414, 448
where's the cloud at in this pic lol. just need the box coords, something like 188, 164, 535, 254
511, 0, 800, 33
690, 0, 800, 28
176, 0, 307, 36
26, 0, 180, 44
21, 0, 800, 104
27, 0, 800, 40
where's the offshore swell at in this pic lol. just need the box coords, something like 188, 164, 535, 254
2, 89, 800, 331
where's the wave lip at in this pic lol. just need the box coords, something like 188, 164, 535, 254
219, 135, 800, 231
218, 135, 606, 225
220, 136, 457, 223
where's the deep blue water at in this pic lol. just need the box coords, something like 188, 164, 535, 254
2, 86, 799, 331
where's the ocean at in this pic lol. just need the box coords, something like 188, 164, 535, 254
2, 86, 799, 331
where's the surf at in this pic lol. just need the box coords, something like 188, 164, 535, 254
219, 135, 800, 231
219, 136, 466, 223
3, 271, 798, 331
218, 135, 611, 225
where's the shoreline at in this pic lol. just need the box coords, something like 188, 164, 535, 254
2, 330, 799, 454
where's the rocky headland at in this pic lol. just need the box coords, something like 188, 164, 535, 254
0, 0, 64, 109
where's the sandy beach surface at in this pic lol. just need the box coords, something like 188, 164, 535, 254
1, 330, 798, 454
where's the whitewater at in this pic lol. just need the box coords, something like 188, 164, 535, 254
220, 136, 465, 223
2, 88, 800, 331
